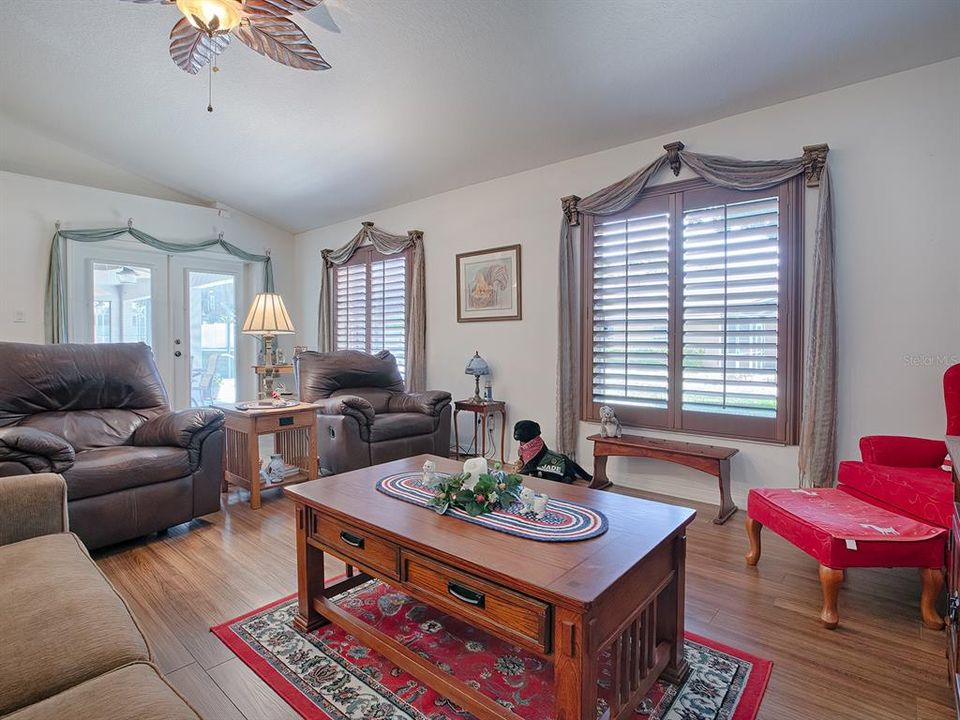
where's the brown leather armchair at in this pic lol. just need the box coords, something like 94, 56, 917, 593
298, 350, 451, 474
0, 342, 224, 550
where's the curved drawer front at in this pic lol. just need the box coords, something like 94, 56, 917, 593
400, 550, 551, 654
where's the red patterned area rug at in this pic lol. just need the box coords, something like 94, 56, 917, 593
212, 580, 771, 720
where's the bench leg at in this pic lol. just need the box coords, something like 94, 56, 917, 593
744, 517, 762, 565
713, 458, 737, 524
919, 567, 945, 630
819, 565, 844, 629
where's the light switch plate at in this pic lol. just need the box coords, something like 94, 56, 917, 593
13, 310, 25, 323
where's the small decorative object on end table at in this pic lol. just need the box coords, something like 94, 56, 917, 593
241, 291, 296, 399
454, 398, 506, 465
216, 401, 319, 509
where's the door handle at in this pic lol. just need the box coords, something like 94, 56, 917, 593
339, 531, 365, 549
447, 582, 485, 608
174, 350, 182, 357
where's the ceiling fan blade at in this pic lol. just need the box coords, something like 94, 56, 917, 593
233, 16, 330, 70
169, 18, 231, 74
241, 0, 323, 17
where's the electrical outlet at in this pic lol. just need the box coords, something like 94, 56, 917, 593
487, 413, 496, 432
13, 310, 25, 323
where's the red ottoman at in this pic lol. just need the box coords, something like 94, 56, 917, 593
745, 487, 947, 629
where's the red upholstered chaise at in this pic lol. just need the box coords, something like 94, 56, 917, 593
745, 363, 959, 629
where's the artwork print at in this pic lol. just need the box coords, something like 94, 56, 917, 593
456, 244, 521, 322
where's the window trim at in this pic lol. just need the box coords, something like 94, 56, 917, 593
579, 176, 803, 444
331, 244, 412, 373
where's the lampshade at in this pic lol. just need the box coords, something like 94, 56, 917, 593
464, 351, 490, 377
241, 292, 296, 335
176, 0, 242, 32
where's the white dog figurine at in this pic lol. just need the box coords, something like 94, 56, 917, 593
533, 493, 549, 520
519, 487, 537, 513
461, 456, 489, 490
599, 405, 623, 438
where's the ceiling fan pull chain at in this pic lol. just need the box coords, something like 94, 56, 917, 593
207, 57, 214, 112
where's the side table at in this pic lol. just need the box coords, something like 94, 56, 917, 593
453, 399, 506, 465
215, 402, 319, 509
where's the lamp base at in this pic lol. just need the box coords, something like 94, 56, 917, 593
469, 374, 484, 404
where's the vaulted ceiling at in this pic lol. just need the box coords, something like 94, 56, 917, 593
1, 0, 958, 232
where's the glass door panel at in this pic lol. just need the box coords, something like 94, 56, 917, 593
90, 263, 154, 345
187, 270, 238, 405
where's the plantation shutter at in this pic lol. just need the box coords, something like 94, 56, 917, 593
333, 249, 409, 379
590, 195, 671, 417
334, 262, 368, 352
681, 192, 780, 418
370, 256, 407, 377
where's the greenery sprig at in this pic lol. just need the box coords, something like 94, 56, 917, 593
427, 466, 524, 516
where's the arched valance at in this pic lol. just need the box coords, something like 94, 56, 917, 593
317, 221, 426, 392
557, 142, 835, 489
45, 222, 274, 344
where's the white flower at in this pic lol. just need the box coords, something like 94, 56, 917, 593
488, 491, 498, 505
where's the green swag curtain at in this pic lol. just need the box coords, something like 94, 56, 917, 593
45, 224, 275, 343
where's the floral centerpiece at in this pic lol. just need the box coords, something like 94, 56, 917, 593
426, 457, 524, 516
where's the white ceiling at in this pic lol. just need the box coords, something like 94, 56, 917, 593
1, 0, 958, 233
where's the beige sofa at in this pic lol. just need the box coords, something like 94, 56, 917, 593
0, 474, 202, 720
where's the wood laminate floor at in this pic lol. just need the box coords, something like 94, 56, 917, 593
94, 484, 955, 720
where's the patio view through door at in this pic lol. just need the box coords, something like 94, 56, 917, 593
70, 242, 249, 409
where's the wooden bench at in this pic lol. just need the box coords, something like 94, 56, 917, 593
587, 433, 739, 524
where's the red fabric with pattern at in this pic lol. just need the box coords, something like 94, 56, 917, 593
837, 461, 953, 529
946, 363, 960, 436
858, 436, 948, 468
747, 487, 946, 569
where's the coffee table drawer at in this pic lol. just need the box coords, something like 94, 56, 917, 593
312, 514, 399, 579
400, 551, 550, 653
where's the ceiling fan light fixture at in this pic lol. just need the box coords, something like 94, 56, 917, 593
175, 0, 242, 33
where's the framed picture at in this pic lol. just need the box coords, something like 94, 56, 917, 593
456, 244, 522, 322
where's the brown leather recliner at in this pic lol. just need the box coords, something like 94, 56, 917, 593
0, 342, 224, 550
298, 350, 451, 474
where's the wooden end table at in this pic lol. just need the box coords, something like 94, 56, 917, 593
286, 455, 695, 720
215, 402, 318, 509
453, 399, 506, 464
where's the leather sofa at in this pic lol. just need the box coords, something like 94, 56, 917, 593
0, 473, 202, 719
0, 342, 224, 550
298, 350, 451, 474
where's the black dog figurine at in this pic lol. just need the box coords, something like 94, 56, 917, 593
513, 420, 592, 484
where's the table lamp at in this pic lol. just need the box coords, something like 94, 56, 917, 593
242, 293, 295, 399
464, 351, 490, 403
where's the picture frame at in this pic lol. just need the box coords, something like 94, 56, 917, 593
456, 244, 522, 322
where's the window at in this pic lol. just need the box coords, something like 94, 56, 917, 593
333, 246, 409, 378
582, 177, 802, 443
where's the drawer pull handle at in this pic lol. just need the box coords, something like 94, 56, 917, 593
339, 531, 365, 549
448, 582, 485, 608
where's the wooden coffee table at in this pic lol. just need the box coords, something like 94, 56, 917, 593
285, 455, 695, 720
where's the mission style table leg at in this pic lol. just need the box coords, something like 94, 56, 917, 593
293, 503, 326, 633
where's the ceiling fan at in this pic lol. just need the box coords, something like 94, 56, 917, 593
122, 0, 330, 108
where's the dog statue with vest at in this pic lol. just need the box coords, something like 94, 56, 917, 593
512, 420, 592, 484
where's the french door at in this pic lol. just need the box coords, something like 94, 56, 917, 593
68, 242, 252, 409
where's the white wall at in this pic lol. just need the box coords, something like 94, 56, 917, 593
294, 59, 960, 506
0, 171, 296, 400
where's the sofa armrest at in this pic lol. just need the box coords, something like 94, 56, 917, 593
0, 473, 69, 546
134, 408, 224, 448
0, 427, 75, 474
134, 408, 225, 469
315, 396, 375, 427
387, 391, 452, 416
859, 435, 947, 467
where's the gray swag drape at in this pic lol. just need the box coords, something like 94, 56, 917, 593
557, 143, 836, 488
46, 223, 275, 344
317, 222, 426, 393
